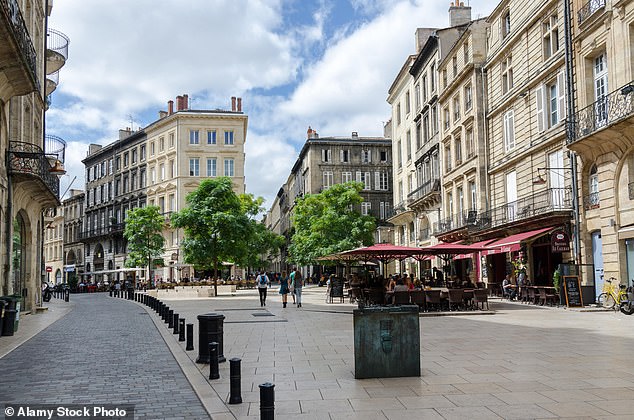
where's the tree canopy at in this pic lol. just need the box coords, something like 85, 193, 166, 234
288, 182, 375, 266
123, 206, 166, 283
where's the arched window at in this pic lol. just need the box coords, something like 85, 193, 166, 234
588, 164, 599, 208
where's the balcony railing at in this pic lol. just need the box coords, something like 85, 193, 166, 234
79, 223, 125, 241
570, 81, 634, 143
8, 141, 60, 197
584, 192, 600, 210
577, 0, 606, 25
474, 188, 572, 231
45, 134, 66, 162
1, 0, 39, 91
46, 28, 70, 74
407, 179, 441, 204
435, 209, 480, 234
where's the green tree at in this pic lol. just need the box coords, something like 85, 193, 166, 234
170, 177, 252, 295
123, 206, 166, 285
288, 182, 375, 266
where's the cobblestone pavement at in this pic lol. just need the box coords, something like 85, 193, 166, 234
0, 294, 209, 419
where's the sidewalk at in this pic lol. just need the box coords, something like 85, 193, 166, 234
142, 285, 634, 419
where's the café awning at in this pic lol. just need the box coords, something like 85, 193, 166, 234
454, 239, 498, 260
482, 227, 554, 255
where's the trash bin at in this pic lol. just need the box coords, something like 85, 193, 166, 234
0, 300, 5, 336
353, 305, 420, 379
196, 313, 226, 364
0, 296, 20, 334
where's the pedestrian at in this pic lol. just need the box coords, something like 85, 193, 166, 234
256, 270, 269, 306
292, 268, 304, 308
279, 271, 289, 308
114, 281, 121, 297
289, 269, 296, 304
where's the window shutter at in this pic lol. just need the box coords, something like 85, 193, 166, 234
340, 150, 344, 162
365, 172, 371, 189
536, 85, 545, 132
375, 172, 380, 190
557, 71, 566, 121
328, 149, 332, 162
367, 150, 372, 163
356, 171, 361, 182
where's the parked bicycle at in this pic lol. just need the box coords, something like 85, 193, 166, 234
597, 277, 627, 310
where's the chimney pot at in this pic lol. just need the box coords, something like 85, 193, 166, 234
168, 100, 174, 115
183, 94, 189, 110
231, 96, 236, 112
176, 95, 183, 111
237, 97, 242, 112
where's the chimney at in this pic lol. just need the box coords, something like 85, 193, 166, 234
159, 110, 168, 119
237, 97, 242, 112
231, 96, 236, 112
119, 128, 133, 140
351, 131, 359, 139
183, 94, 189, 109
307, 126, 314, 139
168, 100, 174, 115
176, 95, 183, 111
449, 2, 471, 27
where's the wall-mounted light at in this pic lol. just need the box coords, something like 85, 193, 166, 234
49, 159, 66, 175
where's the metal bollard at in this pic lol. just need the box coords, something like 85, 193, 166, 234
167, 309, 174, 327
259, 382, 275, 420
186, 323, 194, 351
64, 289, 69, 302
173, 313, 179, 334
209, 342, 220, 380
196, 313, 226, 363
179, 319, 186, 342
229, 358, 242, 404
109, 289, 113, 297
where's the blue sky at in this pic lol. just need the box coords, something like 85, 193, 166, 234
48, 0, 498, 206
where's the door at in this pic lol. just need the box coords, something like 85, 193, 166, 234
592, 231, 604, 298
626, 239, 634, 287
594, 53, 608, 127
506, 171, 517, 221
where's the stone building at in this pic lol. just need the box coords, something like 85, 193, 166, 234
62, 189, 85, 285
0, 0, 69, 309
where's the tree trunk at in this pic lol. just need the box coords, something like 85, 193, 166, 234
213, 259, 218, 296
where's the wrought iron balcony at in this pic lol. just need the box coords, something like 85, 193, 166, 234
8, 141, 60, 198
79, 222, 125, 241
570, 81, 634, 143
45, 70, 59, 96
0, 0, 39, 94
45, 134, 66, 162
583, 192, 600, 210
577, 0, 606, 25
434, 209, 480, 234
407, 179, 441, 205
46, 28, 70, 74
473, 188, 572, 231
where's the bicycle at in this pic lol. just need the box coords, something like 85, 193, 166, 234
597, 277, 628, 310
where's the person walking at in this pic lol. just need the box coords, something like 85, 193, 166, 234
256, 270, 269, 306
293, 268, 304, 308
289, 269, 296, 304
279, 271, 290, 308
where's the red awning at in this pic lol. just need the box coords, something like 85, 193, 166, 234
454, 239, 497, 260
483, 227, 554, 255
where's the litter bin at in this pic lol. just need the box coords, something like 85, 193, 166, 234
1, 296, 21, 333
353, 305, 420, 379
0, 300, 5, 336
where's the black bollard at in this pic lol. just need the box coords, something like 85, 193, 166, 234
209, 342, 220, 380
173, 313, 179, 334
229, 358, 242, 404
167, 309, 174, 327
259, 382, 275, 420
109, 289, 113, 297
186, 323, 194, 351
196, 313, 226, 363
64, 289, 69, 302
179, 319, 186, 342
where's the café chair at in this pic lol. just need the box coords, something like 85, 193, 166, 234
472, 288, 489, 310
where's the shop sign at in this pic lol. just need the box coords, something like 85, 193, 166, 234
551, 229, 570, 253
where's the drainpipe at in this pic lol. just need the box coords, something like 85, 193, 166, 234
5, 151, 13, 296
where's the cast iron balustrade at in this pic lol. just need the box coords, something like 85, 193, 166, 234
473, 188, 572, 231
434, 209, 479, 234
8, 141, 60, 197
1, 0, 39, 92
46, 28, 70, 71
584, 192, 600, 210
577, 0, 606, 25
407, 179, 440, 204
45, 134, 66, 162
570, 81, 634, 143
78, 222, 125, 241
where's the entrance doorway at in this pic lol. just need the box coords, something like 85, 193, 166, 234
592, 231, 604, 298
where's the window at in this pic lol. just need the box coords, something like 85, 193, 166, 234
502, 10, 511, 39
321, 149, 331, 162
464, 84, 472, 111
589, 164, 599, 206
423, 113, 430, 142
457, 187, 464, 217
150, 142, 155, 156
170, 159, 175, 178
431, 105, 439, 134
469, 181, 477, 210
108, 159, 113, 175
189, 158, 200, 176
503, 110, 515, 152
415, 83, 421, 110
360, 150, 370, 163
340, 150, 350, 163
405, 90, 411, 114
376, 172, 389, 190
397, 140, 402, 168
189, 130, 200, 145
396, 103, 402, 125
452, 56, 458, 78
543, 14, 559, 60
466, 128, 474, 158
115, 179, 120, 195
536, 71, 566, 131
422, 75, 428, 102
323, 171, 333, 189
443, 107, 450, 131
454, 136, 462, 166
430, 62, 436, 92
453, 95, 461, 122
444, 144, 452, 173
501, 55, 513, 94
159, 197, 165, 213
380, 202, 390, 219
380, 150, 388, 162
124, 152, 129, 167
131, 149, 137, 165
506, 170, 517, 220
130, 173, 136, 191
447, 192, 454, 218
100, 161, 105, 177
160, 163, 165, 181
169, 194, 175, 212
150, 167, 155, 184
224, 130, 234, 145
356, 171, 370, 189
140, 170, 146, 188
398, 181, 404, 203
463, 40, 469, 64
140, 145, 146, 161
169, 133, 175, 148
361, 202, 371, 216
207, 130, 216, 145
342, 172, 352, 183
207, 158, 217, 177
224, 158, 234, 176
442, 69, 448, 88
594, 53, 608, 126
415, 122, 422, 149
123, 176, 128, 193
159, 137, 165, 152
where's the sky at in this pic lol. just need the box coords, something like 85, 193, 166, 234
48, 0, 499, 208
